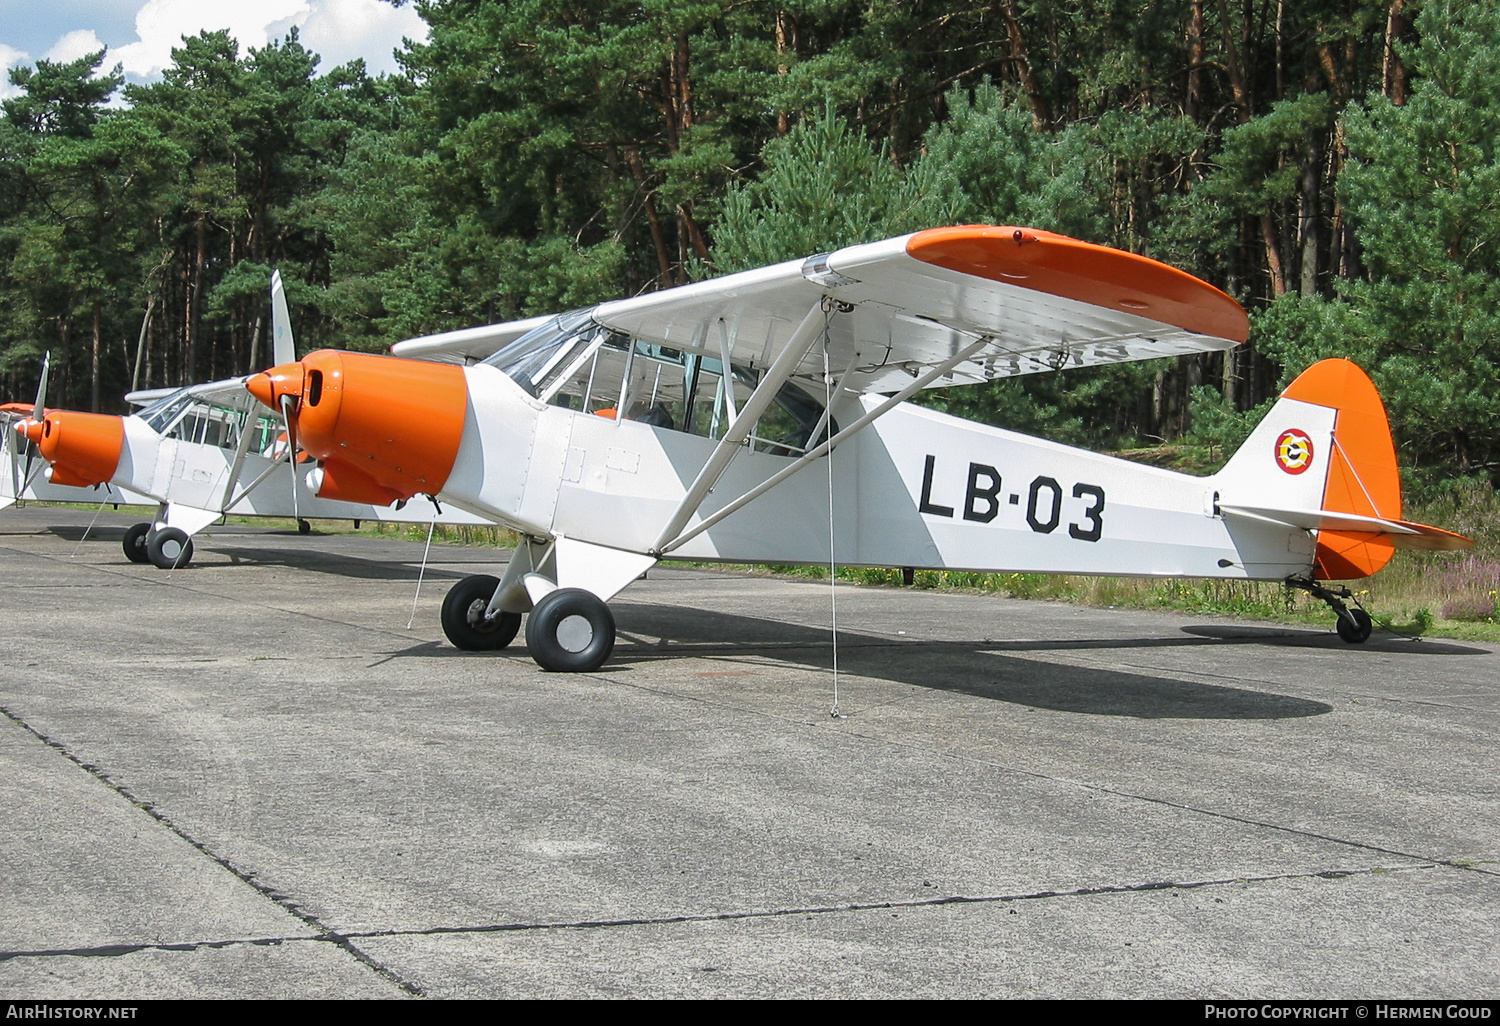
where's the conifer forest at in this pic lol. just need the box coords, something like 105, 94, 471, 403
2, 0, 1496, 497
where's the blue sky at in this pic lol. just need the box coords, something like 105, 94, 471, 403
0, 0, 428, 100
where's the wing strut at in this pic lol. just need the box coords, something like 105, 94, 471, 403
659, 336, 990, 555
652, 301, 829, 552
218, 407, 263, 511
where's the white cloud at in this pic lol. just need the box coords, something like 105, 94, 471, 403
44, 29, 107, 64
0, 43, 30, 101
102, 0, 425, 81
111, 0, 310, 78
300, 0, 426, 76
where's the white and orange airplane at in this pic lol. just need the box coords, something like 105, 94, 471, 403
1, 371, 150, 510
243, 225, 1468, 671
12, 273, 492, 567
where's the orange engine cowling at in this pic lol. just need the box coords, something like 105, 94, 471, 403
307, 458, 408, 507
249, 350, 469, 504
28, 412, 124, 488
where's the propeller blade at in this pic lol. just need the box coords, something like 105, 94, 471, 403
21, 351, 49, 492
271, 271, 295, 368
32, 351, 49, 423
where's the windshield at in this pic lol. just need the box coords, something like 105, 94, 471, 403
137, 388, 194, 434
480, 309, 603, 398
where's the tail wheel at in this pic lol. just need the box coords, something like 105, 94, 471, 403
1336, 607, 1373, 644
147, 527, 194, 569
122, 523, 151, 563
525, 587, 615, 672
441, 574, 521, 650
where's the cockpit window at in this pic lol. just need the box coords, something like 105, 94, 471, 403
137, 389, 195, 434
480, 309, 603, 398
482, 309, 837, 455
138, 388, 260, 451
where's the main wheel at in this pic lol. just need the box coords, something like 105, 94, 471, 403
441, 574, 521, 651
122, 523, 151, 563
1336, 607, 1373, 643
146, 527, 194, 569
524, 587, 615, 672
298, 518, 312, 535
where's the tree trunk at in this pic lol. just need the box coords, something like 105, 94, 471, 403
188, 215, 207, 383
1298, 146, 1321, 296
996, 0, 1050, 129
775, 9, 791, 136
91, 300, 101, 414
131, 298, 154, 392
1383, 0, 1408, 104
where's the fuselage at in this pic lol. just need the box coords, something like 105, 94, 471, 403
436, 364, 1315, 580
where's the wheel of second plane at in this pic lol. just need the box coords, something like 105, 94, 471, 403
524, 588, 616, 673
146, 527, 194, 569
440, 574, 522, 651
1336, 607, 1373, 644
122, 523, 151, 564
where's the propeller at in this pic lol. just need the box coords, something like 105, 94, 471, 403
267, 270, 307, 523
279, 391, 302, 523
18, 352, 50, 493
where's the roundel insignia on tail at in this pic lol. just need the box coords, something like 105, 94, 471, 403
1274, 429, 1314, 474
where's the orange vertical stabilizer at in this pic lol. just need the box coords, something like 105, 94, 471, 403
1281, 359, 1399, 579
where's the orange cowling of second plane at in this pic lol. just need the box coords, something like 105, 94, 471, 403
246, 350, 469, 506
19, 412, 124, 487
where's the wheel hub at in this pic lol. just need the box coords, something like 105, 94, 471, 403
555, 614, 593, 652
465, 598, 498, 631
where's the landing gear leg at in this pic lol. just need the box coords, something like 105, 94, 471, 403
1290, 577, 1373, 643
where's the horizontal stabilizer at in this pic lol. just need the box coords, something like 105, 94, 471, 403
1221, 504, 1471, 550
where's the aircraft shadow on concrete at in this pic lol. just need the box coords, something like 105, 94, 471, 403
606, 603, 1339, 720
47, 529, 488, 582
377, 601, 1349, 720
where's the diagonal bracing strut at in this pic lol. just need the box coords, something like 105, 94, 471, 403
659, 336, 990, 555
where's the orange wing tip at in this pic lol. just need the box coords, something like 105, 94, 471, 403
905, 225, 1249, 343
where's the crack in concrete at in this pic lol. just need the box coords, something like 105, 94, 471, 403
0, 861, 1442, 964
0, 704, 425, 996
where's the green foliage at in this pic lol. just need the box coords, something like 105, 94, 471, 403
711, 110, 955, 272
1185, 386, 1274, 469
1332, 0, 1500, 480
0, 0, 1494, 496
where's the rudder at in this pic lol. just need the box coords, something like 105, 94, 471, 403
1216, 358, 1401, 580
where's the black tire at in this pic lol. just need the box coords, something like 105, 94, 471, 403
298, 518, 312, 535
525, 587, 615, 672
441, 574, 521, 651
1336, 607, 1373, 643
122, 523, 151, 563
146, 526, 194, 569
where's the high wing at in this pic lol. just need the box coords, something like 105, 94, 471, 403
392, 314, 557, 364
127, 376, 262, 415
385, 226, 1245, 382
586, 225, 1247, 395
